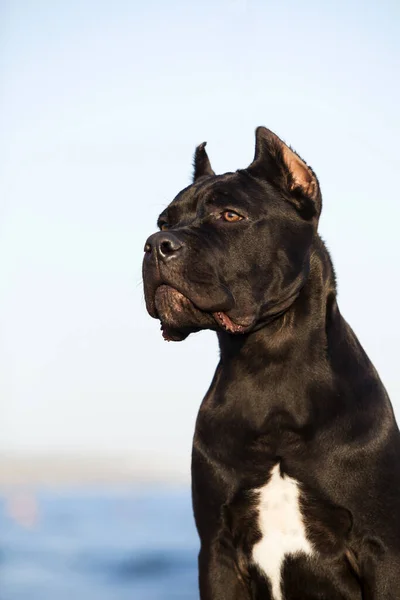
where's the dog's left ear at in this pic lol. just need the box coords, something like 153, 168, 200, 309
247, 127, 321, 220
193, 142, 215, 181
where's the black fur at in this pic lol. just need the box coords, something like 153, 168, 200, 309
142, 127, 400, 598
193, 141, 216, 181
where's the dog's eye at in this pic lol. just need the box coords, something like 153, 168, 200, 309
222, 210, 243, 223
159, 222, 169, 231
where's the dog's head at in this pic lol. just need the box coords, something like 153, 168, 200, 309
142, 127, 322, 341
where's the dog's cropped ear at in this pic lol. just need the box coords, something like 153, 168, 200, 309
193, 142, 215, 181
247, 127, 321, 219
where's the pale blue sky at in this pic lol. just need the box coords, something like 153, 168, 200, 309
1, 0, 399, 475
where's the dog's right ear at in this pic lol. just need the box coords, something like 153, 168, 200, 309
193, 142, 215, 181
247, 127, 322, 220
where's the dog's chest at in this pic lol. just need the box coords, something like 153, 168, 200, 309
252, 464, 313, 600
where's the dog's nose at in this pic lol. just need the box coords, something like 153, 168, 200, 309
144, 232, 183, 262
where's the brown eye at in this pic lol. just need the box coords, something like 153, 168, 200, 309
160, 222, 169, 231
222, 210, 243, 223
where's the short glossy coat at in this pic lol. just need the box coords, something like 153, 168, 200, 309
143, 127, 400, 599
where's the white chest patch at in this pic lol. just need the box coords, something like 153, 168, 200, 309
252, 464, 313, 600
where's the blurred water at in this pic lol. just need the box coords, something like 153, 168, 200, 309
0, 486, 199, 600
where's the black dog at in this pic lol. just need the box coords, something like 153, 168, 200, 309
142, 127, 400, 599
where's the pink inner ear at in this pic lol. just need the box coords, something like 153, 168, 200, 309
282, 145, 317, 198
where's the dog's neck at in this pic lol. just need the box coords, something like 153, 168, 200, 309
217, 235, 337, 371
211, 237, 341, 432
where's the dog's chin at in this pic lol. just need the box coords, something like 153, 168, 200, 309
154, 285, 214, 342
154, 285, 253, 342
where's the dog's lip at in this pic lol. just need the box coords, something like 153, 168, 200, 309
152, 282, 229, 317
152, 284, 195, 320
152, 284, 251, 334
212, 311, 250, 334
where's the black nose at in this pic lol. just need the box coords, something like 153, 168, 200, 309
144, 232, 183, 262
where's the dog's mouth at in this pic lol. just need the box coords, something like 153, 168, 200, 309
212, 311, 248, 334
154, 285, 249, 341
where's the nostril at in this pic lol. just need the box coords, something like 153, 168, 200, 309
144, 243, 152, 253
160, 240, 174, 255
153, 234, 183, 260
